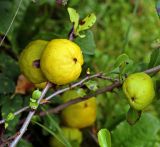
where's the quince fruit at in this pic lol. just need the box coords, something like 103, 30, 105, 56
123, 72, 155, 110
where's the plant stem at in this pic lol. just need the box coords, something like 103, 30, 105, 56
40, 81, 121, 115
0, 73, 102, 125
9, 82, 51, 147
1, 64, 160, 126
45, 73, 103, 101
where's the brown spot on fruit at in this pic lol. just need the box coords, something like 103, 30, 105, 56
33, 59, 40, 68
84, 103, 88, 108
73, 58, 77, 63
131, 97, 135, 102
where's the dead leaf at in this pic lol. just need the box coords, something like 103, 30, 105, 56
15, 74, 34, 94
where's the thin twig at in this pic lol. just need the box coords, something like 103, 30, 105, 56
45, 73, 102, 101
0, 73, 102, 125
2, 64, 160, 145
1, 64, 160, 125
38, 65, 160, 116
39, 81, 121, 115
0, 106, 29, 124
144, 65, 160, 74
0, 132, 20, 147
0, 0, 23, 47
9, 82, 51, 147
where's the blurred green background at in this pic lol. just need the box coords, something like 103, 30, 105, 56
0, 0, 160, 147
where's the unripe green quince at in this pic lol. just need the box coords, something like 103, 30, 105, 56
123, 72, 155, 110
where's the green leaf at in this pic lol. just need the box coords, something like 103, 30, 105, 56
6, 113, 15, 121
114, 54, 131, 68
17, 139, 33, 147
113, 54, 133, 75
112, 113, 160, 147
0, 53, 19, 79
0, 0, 31, 53
32, 120, 68, 146
126, 107, 141, 125
98, 128, 111, 147
29, 101, 38, 110
77, 13, 96, 33
148, 48, 160, 68
84, 80, 98, 91
76, 88, 86, 97
0, 0, 13, 34
67, 7, 79, 31
0, 74, 15, 94
1, 95, 22, 132
41, 107, 72, 147
75, 30, 96, 55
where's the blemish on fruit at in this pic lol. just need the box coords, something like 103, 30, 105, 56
84, 103, 88, 108
131, 97, 135, 102
73, 58, 77, 63
33, 59, 40, 68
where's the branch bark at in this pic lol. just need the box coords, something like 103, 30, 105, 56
9, 82, 51, 147
39, 81, 121, 116
0, 64, 160, 146
0, 64, 160, 125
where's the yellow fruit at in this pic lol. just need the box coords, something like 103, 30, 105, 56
61, 89, 96, 128
50, 127, 82, 147
40, 39, 84, 85
19, 40, 48, 84
123, 72, 155, 110
34, 82, 47, 89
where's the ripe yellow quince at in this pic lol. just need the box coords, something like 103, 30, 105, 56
34, 82, 47, 89
61, 89, 96, 128
123, 72, 155, 110
40, 39, 84, 85
50, 127, 82, 147
19, 40, 48, 84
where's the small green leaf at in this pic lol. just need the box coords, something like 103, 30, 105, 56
148, 48, 160, 68
0, 74, 15, 94
114, 54, 131, 68
1, 95, 22, 132
6, 113, 15, 121
29, 101, 38, 110
17, 139, 33, 147
5, 123, 8, 129
98, 128, 111, 147
114, 54, 133, 75
84, 80, 98, 91
30, 98, 36, 103
75, 30, 96, 55
67, 7, 79, 31
77, 13, 96, 33
77, 88, 86, 97
126, 107, 141, 125
32, 89, 42, 100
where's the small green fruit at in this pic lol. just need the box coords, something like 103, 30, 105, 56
32, 89, 41, 100
50, 127, 82, 147
123, 72, 155, 110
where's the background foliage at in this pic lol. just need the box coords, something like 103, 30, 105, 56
0, 0, 160, 146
